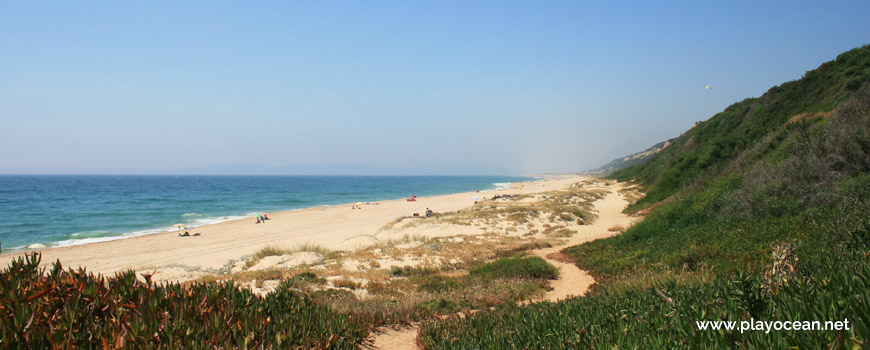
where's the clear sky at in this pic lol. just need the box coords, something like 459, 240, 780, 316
1, 1, 868, 175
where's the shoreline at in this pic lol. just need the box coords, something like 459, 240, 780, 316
1, 176, 580, 279
3, 177, 536, 252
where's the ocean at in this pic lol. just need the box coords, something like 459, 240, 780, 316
0, 175, 535, 252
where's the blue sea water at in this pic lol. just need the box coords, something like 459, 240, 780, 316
0, 175, 535, 251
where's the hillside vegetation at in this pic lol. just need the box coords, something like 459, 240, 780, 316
421, 45, 870, 348
615, 45, 870, 209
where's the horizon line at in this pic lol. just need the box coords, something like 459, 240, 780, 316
0, 173, 547, 177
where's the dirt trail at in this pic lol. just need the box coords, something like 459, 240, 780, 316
368, 184, 633, 349
368, 325, 420, 350
531, 185, 633, 301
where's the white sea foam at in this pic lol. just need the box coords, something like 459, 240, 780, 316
492, 182, 513, 190
70, 230, 109, 237
47, 215, 248, 249
190, 215, 248, 227
51, 227, 171, 248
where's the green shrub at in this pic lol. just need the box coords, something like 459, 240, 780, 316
415, 298, 460, 315
293, 271, 325, 284
415, 275, 460, 294
390, 265, 436, 277
469, 256, 558, 280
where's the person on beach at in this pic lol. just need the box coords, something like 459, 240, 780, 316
179, 231, 190, 237
255, 216, 261, 224
263, 213, 270, 220
426, 208, 434, 217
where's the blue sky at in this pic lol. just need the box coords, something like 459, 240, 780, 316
1, 1, 868, 175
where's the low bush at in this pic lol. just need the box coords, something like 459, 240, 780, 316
390, 265, 437, 277
293, 271, 325, 284
415, 298, 460, 315
414, 275, 460, 294
469, 255, 558, 280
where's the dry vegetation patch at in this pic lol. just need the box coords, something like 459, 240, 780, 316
618, 184, 645, 206
607, 225, 626, 232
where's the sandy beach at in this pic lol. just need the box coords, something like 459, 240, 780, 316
1, 176, 594, 282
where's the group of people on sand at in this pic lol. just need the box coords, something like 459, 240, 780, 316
412, 208, 435, 218
255, 213, 270, 224
179, 212, 271, 236
178, 231, 200, 237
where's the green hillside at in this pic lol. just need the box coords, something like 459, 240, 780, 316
420, 45, 870, 348
614, 45, 870, 209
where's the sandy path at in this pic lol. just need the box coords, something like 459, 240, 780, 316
368, 326, 420, 350
531, 185, 633, 301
